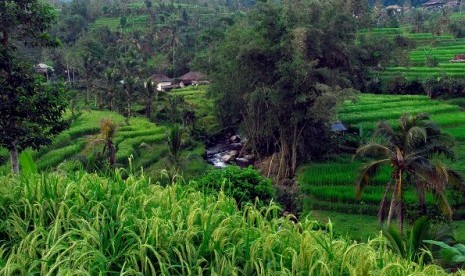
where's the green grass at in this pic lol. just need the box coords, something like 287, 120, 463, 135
0, 171, 456, 274
300, 93, 465, 240
363, 27, 465, 79
0, 86, 216, 179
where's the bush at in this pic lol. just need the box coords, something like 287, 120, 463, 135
449, 18, 465, 38
424, 77, 465, 99
194, 166, 275, 206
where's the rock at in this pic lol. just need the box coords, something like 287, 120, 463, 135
230, 135, 240, 143
235, 157, 253, 167
243, 154, 254, 160
221, 150, 238, 163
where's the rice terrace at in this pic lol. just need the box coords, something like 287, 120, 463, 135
4, 0, 465, 274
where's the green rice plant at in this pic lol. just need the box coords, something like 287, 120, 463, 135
36, 142, 86, 170
0, 172, 456, 274
305, 185, 434, 206
432, 112, 465, 127
115, 134, 165, 163
341, 105, 460, 124
340, 100, 440, 114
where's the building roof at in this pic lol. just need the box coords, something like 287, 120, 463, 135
385, 5, 402, 10
422, 0, 445, 6
179, 71, 208, 82
34, 63, 54, 73
331, 121, 347, 132
150, 73, 173, 83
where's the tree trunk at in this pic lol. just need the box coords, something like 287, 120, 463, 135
9, 142, 19, 174
146, 93, 153, 118
85, 75, 90, 107
387, 190, 396, 226
387, 169, 402, 226
109, 142, 115, 166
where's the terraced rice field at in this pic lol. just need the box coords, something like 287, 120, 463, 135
0, 87, 212, 176
300, 93, 465, 219
361, 27, 465, 80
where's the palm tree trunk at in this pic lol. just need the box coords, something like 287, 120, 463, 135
109, 142, 115, 166
388, 169, 403, 227
9, 141, 19, 174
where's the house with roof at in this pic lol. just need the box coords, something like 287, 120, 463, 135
150, 73, 174, 91
385, 5, 403, 15
178, 71, 209, 88
422, 0, 459, 10
34, 63, 54, 81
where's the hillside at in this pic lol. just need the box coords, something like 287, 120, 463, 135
362, 28, 465, 81
299, 93, 465, 240
0, 86, 213, 180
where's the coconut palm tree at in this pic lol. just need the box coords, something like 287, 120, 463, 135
354, 113, 464, 232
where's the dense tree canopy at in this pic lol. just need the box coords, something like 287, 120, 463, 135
0, 0, 67, 173
206, 0, 375, 179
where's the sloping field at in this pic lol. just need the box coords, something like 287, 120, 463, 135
300, 94, 465, 224
362, 27, 465, 80
0, 87, 212, 177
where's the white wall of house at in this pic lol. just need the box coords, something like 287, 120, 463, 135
157, 81, 172, 91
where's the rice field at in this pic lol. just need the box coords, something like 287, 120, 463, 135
301, 93, 465, 222
0, 87, 212, 178
362, 27, 465, 80
0, 171, 458, 274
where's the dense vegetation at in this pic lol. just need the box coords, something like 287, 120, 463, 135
3, 0, 465, 273
0, 171, 455, 274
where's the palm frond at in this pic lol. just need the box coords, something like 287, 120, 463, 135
433, 191, 453, 220
408, 217, 431, 261
374, 120, 395, 139
355, 143, 392, 159
445, 168, 465, 193
355, 159, 390, 199
409, 143, 456, 161
382, 224, 406, 258
404, 126, 427, 150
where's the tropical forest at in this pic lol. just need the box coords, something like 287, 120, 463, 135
4, 0, 465, 274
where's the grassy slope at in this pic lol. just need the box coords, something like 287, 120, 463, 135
300, 93, 465, 240
0, 171, 456, 274
361, 26, 465, 80
0, 86, 213, 180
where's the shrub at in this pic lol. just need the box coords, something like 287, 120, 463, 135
194, 166, 275, 206
449, 18, 465, 38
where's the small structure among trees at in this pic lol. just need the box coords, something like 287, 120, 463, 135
179, 71, 209, 87
150, 73, 174, 91
422, 0, 459, 11
450, 54, 465, 62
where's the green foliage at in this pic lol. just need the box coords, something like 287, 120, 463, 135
208, 0, 361, 178
166, 124, 186, 163
381, 217, 454, 263
18, 150, 37, 177
0, 171, 454, 274
301, 93, 465, 233
424, 240, 465, 268
194, 166, 275, 206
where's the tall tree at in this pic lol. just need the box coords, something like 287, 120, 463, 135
0, 0, 68, 174
355, 113, 464, 232
207, 0, 361, 180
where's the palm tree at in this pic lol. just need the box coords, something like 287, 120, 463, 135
167, 124, 186, 164
144, 78, 156, 119
87, 119, 117, 167
354, 113, 464, 231
103, 68, 119, 111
